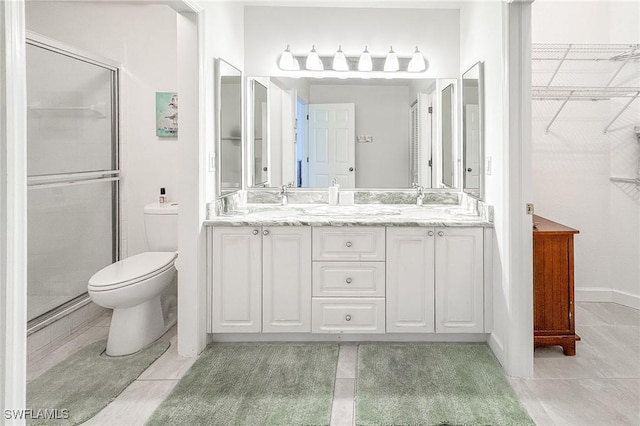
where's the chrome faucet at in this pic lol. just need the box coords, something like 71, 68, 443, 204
279, 185, 288, 206
415, 185, 424, 206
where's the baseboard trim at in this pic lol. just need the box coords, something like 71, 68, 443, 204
488, 333, 505, 368
576, 287, 640, 310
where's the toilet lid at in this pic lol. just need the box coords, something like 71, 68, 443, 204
88, 252, 177, 291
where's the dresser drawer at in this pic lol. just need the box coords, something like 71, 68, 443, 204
312, 298, 385, 333
313, 262, 385, 297
312, 227, 385, 261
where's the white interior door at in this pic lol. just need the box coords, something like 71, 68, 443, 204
465, 104, 480, 188
308, 103, 355, 187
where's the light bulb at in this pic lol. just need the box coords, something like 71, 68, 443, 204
358, 46, 373, 72
278, 45, 295, 70
408, 46, 427, 72
333, 45, 349, 71
305, 45, 324, 71
384, 46, 399, 72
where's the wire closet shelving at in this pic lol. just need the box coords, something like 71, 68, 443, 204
532, 43, 640, 134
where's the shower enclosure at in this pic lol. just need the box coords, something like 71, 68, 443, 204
26, 34, 119, 328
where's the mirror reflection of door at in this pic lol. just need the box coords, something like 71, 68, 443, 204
307, 103, 355, 188
464, 103, 480, 189
441, 84, 454, 188
252, 80, 268, 186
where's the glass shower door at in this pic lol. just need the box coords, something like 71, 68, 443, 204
26, 39, 119, 323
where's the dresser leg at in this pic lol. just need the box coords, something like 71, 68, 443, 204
562, 341, 576, 356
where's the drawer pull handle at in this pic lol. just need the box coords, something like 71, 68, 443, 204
345, 314, 352, 321
252, 229, 259, 235
428, 230, 434, 237
345, 241, 353, 248
346, 277, 353, 284
263, 230, 270, 236
438, 231, 444, 237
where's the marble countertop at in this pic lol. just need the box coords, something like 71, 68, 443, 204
205, 204, 493, 227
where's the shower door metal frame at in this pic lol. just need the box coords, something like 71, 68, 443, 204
25, 31, 120, 333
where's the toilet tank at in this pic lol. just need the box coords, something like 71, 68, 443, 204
144, 202, 178, 251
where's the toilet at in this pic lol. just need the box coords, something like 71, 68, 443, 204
88, 202, 178, 356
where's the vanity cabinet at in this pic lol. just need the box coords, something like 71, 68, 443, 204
386, 228, 436, 333
386, 227, 484, 334
311, 227, 386, 333
209, 226, 311, 333
210, 227, 262, 333
435, 227, 484, 333
262, 227, 312, 333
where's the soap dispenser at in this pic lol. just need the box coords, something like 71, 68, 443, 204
328, 179, 340, 206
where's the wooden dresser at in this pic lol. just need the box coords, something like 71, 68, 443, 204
533, 215, 580, 355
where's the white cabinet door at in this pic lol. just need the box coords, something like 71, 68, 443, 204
211, 227, 262, 333
263, 227, 312, 333
386, 227, 436, 333
435, 227, 484, 333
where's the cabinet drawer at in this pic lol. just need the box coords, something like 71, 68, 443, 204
312, 227, 385, 261
313, 262, 385, 297
312, 298, 385, 333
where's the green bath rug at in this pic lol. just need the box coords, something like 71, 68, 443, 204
146, 343, 339, 426
356, 344, 534, 426
27, 339, 169, 426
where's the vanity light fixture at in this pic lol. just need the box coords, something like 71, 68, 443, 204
277, 45, 428, 73
305, 45, 324, 71
332, 45, 349, 71
278, 45, 296, 71
357, 46, 373, 72
407, 46, 427, 72
383, 46, 399, 72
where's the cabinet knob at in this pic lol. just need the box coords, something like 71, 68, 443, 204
345, 241, 353, 248
438, 231, 444, 237
263, 230, 270, 236
263, 166, 268, 172
349, 167, 354, 172
467, 168, 473, 172
346, 277, 353, 284
345, 314, 352, 321
428, 230, 434, 237
252, 229, 259, 235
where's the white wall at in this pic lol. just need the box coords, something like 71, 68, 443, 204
309, 84, 411, 187
244, 6, 460, 78
25, 2, 179, 259
532, 0, 640, 308
459, 1, 510, 368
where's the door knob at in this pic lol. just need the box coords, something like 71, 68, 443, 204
349, 167, 354, 172
263, 230, 270, 236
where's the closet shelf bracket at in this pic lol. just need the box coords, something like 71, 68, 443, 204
604, 91, 640, 134
545, 91, 574, 134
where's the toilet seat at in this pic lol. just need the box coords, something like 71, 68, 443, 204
88, 252, 177, 292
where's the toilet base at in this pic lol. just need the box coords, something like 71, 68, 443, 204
106, 294, 165, 356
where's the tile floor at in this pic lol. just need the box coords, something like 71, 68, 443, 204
27, 302, 639, 426
510, 302, 640, 426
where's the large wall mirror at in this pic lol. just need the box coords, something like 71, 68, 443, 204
462, 61, 484, 199
247, 77, 458, 190
215, 58, 243, 196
